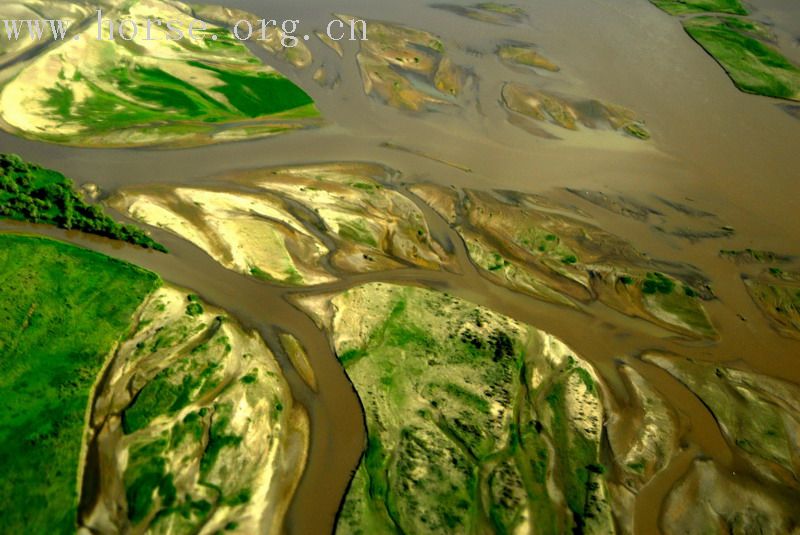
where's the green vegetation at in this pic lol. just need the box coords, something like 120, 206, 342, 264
646, 354, 800, 485
337, 218, 378, 247
199, 402, 243, 477
116, 163, 445, 285
0, 154, 166, 251
648, 0, 799, 102
488, 252, 510, 270
743, 271, 800, 338
330, 284, 613, 534
85, 285, 308, 533
626, 271, 717, 337
184, 61, 313, 118
0, 0, 321, 147
186, 294, 204, 317
125, 437, 176, 524
43, 63, 314, 136
683, 17, 800, 101
516, 228, 577, 262
0, 234, 159, 533
650, 0, 747, 15
122, 359, 223, 435
642, 272, 675, 295
413, 185, 715, 338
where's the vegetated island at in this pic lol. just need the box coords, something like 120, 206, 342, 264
0, 0, 321, 147
644, 351, 800, 533
299, 283, 800, 534
650, 0, 800, 101
501, 81, 651, 140
497, 43, 560, 72
83, 284, 308, 533
0, 153, 166, 252
742, 268, 800, 339
114, 164, 716, 339
111, 162, 451, 285
335, 14, 468, 111
0, 234, 308, 533
410, 184, 716, 339
299, 283, 674, 534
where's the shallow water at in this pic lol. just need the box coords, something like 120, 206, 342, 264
2, 0, 800, 533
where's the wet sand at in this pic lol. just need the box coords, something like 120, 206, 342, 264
2, 0, 800, 532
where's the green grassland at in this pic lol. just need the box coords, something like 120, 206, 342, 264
683, 17, 800, 101
42, 61, 315, 136
331, 284, 612, 534
1, 154, 166, 251
0, 234, 159, 533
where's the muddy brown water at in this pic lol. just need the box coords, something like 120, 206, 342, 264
2, 0, 800, 533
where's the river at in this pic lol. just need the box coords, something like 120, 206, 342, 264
1, 0, 799, 533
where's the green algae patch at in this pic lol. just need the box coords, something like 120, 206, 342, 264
0, 234, 159, 533
683, 16, 800, 101
1, 154, 165, 251
303, 283, 615, 534
0, 0, 320, 147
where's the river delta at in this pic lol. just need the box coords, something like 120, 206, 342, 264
1, 0, 800, 534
